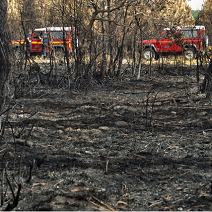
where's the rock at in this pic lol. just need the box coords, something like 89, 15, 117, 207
115, 121, 128, 127
79, 105, 98, 110
114, 105, 138, 113
114, 105, 124, 110
16, 139, 33, 147
57, 130, 64, 134
99, 126, 110, 131
127, 107, 138, 113
85, 151, 92, 154
106, 136, 112, 141
90, 129, 102, 134
65, 127, 74, 133
79, 135, 90, 141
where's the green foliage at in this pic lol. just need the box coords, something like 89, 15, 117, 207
191, 10, 198, 19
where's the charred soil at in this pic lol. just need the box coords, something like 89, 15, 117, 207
1, 62, 212, 211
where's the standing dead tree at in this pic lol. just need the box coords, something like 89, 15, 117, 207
0, 1, 24, 211
0, 0, 11, 112
200, 58, 212, 98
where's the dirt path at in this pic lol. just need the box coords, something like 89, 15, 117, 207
1, 67, 212, 211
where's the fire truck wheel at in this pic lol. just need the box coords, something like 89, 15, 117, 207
142, 48, 155, 60
184, 48, 195, 60
54, 48, 64, 60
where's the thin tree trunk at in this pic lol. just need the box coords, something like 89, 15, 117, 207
62, 0, 70, 71
132, 30, 137, 76
115, 6, 129, 77
200, 59, 212, 98
100, 1, 106, 79
134, 10, 143, 79
74, 0, 79, 78
137, 29, 143, 79
0, 0, 11, 111
116, 27, 130, 77
107, 0, 113, 76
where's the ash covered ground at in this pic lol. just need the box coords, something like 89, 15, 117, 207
1, 61, 212, 211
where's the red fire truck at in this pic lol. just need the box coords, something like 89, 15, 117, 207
139, 26, 208, 60
12, 27, 77, 59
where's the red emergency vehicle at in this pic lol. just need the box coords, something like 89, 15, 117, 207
139, 26, 208, 60
12, 27, 77, 59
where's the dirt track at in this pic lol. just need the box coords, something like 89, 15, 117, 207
1, 64, 212, 211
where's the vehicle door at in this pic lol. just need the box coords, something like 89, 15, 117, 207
31, 31, 42, 52
159, 30, 173, 52
51, 31, 66, 48
160, 30, 182, 53
183, 30, 199, 50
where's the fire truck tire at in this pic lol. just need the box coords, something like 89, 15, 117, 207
142, 48, 155, 60
203, 35, 209, 49
184, 48, 195, 60
54, 48, 64, 60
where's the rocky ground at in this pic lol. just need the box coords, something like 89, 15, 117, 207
1, 61, 212, 211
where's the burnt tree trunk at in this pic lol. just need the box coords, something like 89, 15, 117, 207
62, 0, 70, 71
100, 1, 106, 79
200, 59, 212, 98
115, 6, 129, 77
134, 10, 143, 79
132, 30, 137, 76
107, 0, 113, 77
0, 0, 11, 111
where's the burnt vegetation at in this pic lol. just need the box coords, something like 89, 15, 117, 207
1, 0, 212, 211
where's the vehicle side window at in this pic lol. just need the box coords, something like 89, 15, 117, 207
33, 31, 41, 39
183, 30, 198, 38
50, 31, 67, 39
162, 31, 168, 39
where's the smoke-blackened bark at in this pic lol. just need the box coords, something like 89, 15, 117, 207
0, 0, 10, 111
200, 60, 212, 98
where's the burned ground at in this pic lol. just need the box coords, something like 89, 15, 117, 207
1, 62, 212, 211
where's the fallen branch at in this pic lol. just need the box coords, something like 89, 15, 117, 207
54, 179, 64, 187
4, 184, 21, 211
149, 200, 163, 207
25, 187, 40, 194
90, 194, 115, 211
88, 199, 109, 211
